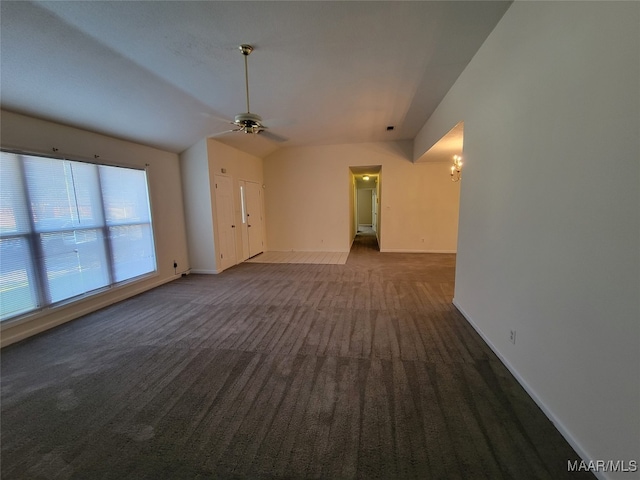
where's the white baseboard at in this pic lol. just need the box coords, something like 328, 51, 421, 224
452, 299, 606, 480
266, 250, 349, 254
380, 248, 457, 254
189, 268, 221, 274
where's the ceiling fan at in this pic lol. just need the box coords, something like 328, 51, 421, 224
211, 44, 287, 143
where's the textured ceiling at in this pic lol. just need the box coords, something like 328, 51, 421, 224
0, 1, 511, 158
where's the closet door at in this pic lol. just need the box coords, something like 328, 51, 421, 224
213, 175, 237, 271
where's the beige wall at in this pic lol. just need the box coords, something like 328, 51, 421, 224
349, 174, 356, 243
357, 188, 373, 225
263, 141, 460, 253
416, 2, 640, 475
0, 110, 189, 346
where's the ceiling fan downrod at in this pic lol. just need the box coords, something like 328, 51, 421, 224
240, 44, 253, 114
232, 44, 264, 134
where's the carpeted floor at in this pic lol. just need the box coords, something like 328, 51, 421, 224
0, 232, 593, 479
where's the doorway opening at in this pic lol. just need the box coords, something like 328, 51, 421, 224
349, 166, 381, 252
419, 120, 463, 254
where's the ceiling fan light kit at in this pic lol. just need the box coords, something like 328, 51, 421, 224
234, 112, 263, 134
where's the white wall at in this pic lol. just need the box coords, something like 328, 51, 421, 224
1, 110, 189, 346
264, 141, 460, 253
179, 138, 263, 272
415, 3, 639, 478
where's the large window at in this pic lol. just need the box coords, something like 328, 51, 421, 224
0, 151, 156, 321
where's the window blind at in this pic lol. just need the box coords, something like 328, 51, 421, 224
0, 151, 157, 321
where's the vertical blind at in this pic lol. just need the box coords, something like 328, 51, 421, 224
0, 151, 157, 321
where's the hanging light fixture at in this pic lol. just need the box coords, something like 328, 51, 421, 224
450, 155, 463, 182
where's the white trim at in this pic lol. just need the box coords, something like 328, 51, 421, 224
380, 248, 457, 254
264, 250, 350, 254
1, 275, 181, 348
1, 270, 161, 330
189, 269, 221, 274
452, 299, 606, 480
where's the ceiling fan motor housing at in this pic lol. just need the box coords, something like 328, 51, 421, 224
234, 112, 264, 133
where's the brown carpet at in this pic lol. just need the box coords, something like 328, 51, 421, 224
1, 232, 593, 479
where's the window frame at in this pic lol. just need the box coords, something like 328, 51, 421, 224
0, 148, 159, 324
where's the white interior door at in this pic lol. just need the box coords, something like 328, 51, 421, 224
245, 181, 264, 257
214, 175, 237, 271
239, 181, 250, 261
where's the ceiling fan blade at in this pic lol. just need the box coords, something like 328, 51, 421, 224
263, 118, 294, 128
209, 46, 285, 144
258, 129, 288, 143
208, 128, 241, 138
200, 112, 236, 124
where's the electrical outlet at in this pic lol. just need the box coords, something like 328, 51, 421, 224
509, 330, 516, 344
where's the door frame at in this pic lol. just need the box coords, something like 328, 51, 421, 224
349, 165, 382, 247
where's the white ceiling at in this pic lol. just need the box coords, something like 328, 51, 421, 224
0, 1, 511, 158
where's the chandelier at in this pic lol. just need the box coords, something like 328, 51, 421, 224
450, 155, 463, 182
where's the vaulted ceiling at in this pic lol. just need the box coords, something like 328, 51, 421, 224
0, 1, 511, 158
